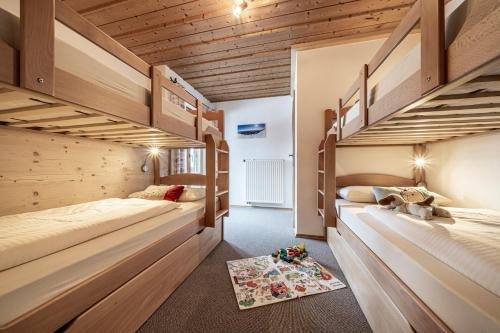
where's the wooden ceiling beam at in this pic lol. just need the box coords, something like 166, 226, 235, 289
199, 83, 290, 95
206, 87, 290, 99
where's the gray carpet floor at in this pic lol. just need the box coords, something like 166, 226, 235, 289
138, 207, 371, 333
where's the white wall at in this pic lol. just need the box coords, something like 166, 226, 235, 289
215, 96, 294, 209
295, 36, 420, 236
426, 132, 500, 211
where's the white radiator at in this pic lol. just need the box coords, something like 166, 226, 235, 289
245, 159, 284, 205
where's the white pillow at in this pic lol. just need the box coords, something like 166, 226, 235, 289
337, 186, 376, 203
178, 187, 206, 202
427, 190, 452, 206
128, 185, 173, 200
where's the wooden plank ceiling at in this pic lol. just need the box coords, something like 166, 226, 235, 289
63, 0, 416, 102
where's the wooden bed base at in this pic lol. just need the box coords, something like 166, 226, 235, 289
327, 173, 452, 332
0, 0, 224, 149
0, 132, 228, 332
336, 0, 500, 146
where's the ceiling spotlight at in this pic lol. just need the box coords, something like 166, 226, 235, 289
233, 0, 248, 18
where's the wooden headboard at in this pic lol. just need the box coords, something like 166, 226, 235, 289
158, 173, 206, 186
336, 174, 416, 188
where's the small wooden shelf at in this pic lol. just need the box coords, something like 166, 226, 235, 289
216, 190, 229, 197
318, 170, 325, 174
217, 148, 229, 154
318, 189, 324, 196
216, 208, 229, 219
318, 208, 325, 218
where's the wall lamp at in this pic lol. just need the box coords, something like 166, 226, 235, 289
141, 147, 161, 172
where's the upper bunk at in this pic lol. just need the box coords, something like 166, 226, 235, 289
334, 0, 500, 146
0, 0, 224, 149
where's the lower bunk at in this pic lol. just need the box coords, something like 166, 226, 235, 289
327, 176, 500, 333
0, 198, 222, 333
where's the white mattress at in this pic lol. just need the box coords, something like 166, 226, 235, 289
341, 0, 466, 126
339, 205, 500, 333
0, 200, 207, 326
0, 198, 179, 271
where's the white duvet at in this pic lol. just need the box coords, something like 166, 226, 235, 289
0, 198, 179, 271
367, 206, 500, 296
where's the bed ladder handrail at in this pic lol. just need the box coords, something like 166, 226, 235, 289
337, 0, 445, 141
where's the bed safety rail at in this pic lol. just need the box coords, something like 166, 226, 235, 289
151, 66, 224, 142
338, 0, 445, 141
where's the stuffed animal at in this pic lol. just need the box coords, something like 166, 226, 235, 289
384, 194, 451, 220
372, 187, 450, 220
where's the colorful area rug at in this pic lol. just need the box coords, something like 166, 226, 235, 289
227, 255, 346, 309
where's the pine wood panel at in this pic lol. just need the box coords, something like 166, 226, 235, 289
64, 0, 417, 102
0, 126, 153, 216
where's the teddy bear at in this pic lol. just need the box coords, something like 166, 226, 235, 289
372, 187, 451, 220
384, 193, 451, 220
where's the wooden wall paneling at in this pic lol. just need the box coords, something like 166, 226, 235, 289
205, 134, 217, 228
324, 133, 336, 227
159, 173, 207, 186
0, 126, 153, 216
420, 0, 445, 94
20, 0, 55, 95
55, 0, 151, 78
336, 174, 415, 188
0, 41, 19, 86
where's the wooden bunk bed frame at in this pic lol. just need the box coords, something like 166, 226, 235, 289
336, 0, 500, 146
0, 0, 224, 149
0, 1, 230, 332
318, 114, 451, 331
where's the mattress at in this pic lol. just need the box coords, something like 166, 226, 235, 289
341, 0, 467, 126
0, 200, 210, 326
0, 198, 179, 271
339, 205, 500, 333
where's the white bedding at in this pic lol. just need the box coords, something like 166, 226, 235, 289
340, 205, 500, 333
366, 205, 500, 297
0, 200, 207, 326
0, 198, 178, 271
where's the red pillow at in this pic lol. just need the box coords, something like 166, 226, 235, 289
164, 185, 185, 202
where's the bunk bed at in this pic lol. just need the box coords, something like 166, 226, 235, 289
335, 0, 500, 146
0, 0, 225, 148
0, 1, 230, 332
317, 0, 500, 331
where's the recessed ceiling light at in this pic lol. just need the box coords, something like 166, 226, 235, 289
233, 0, 248, 18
